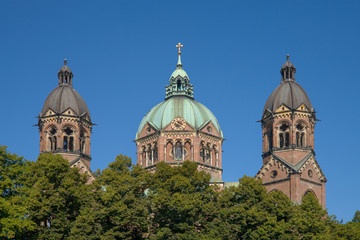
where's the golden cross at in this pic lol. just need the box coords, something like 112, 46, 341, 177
176, 42, 183, 54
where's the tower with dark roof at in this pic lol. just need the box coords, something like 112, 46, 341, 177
38, 59, 94, 180
255, 56, 326, 207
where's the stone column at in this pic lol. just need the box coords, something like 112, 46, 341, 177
151, 148, 154, 165
139, 150, 143, 166
191, 144, 194, 161
182, 143, 185, 161
215, 151, 219, 167
145, 149, 149, 166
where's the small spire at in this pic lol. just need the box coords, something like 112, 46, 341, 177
176, 42, 183, 67
64, 58, 67, 65
286, 54, 290, 61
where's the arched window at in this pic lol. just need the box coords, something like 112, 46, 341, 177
303, 190, 318, 202
279, 123, 290, 148
47, 126, 57, 151
177, 80, 182, 91
296, 123, 306, 147
80, 130, 86, 153
171, 142, 187, 161
153, 147, 158, 162
267, 128, 273, 151
200, 144, 211, 164
63, 127, 74, 151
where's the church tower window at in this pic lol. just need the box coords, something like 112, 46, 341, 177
279, 123, 290, 148
63, 127, 74, 152
296, 123, 305, 147
47, 126, 57, 151
177, 80, 182, 91
172, 142, 186, 161
80, 129, 86, 153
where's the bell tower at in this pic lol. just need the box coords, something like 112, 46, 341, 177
38, 59, 94, 180
256, 56, 326, 207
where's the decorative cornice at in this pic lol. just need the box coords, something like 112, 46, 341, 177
262, 177, 290, 186
198, 132, 223, 142
41, 150, 92, 161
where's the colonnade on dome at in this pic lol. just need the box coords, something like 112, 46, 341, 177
136, 122, 223, 181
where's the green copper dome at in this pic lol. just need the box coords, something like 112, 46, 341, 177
136, 96, 222, 138
136, 48, 222, 138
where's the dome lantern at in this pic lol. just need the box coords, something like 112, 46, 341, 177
58, 58, 74, 87
280, 54, 296, 83
165, 43, 194, 100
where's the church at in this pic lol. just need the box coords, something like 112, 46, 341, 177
37, 43, 326, 207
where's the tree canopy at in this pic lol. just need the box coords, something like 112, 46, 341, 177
0, 145, 359, 239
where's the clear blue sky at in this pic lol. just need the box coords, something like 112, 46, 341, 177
1, 1, 359, 222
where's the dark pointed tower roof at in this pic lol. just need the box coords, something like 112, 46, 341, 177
263, 55, 313, 116
40, 59, 91, 121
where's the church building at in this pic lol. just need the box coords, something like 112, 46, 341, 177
135, 43, 224, 185
38, 59, 94, 181
255, 56, 326, 207
37, 44, 326, 207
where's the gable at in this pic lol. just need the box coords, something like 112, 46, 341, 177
296, 104, 310, 112
256, 156, 292, 181
162, 117, 196, 131
275, 151, 310, 166
274, 104, 291, 113
44, 108, 56, 116
297, 156, 326, 182
137, 122, 159, 139
62, 107, 76, 116
199, 121, 221, 137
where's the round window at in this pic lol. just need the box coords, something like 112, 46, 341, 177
270, 170, 277, 178
308, 170, 313, 178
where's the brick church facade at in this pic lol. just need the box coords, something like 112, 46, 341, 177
255, 55, 326, 207
135, 43, 224, 185
38, 59, 95, 182
38, 45, 326, 207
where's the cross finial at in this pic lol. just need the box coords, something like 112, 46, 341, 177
64, 58, 67, 65
176, 42, 183, 54
286, 54, 290, 61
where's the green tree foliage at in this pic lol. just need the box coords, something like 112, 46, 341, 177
70, 155, 149, 240
211, 176, 292, 239
0, 145, 35, 238
353, 210, 360, 223
146, 161, 218, 239
24, 153, 90, 239
2, 149, 360, 240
